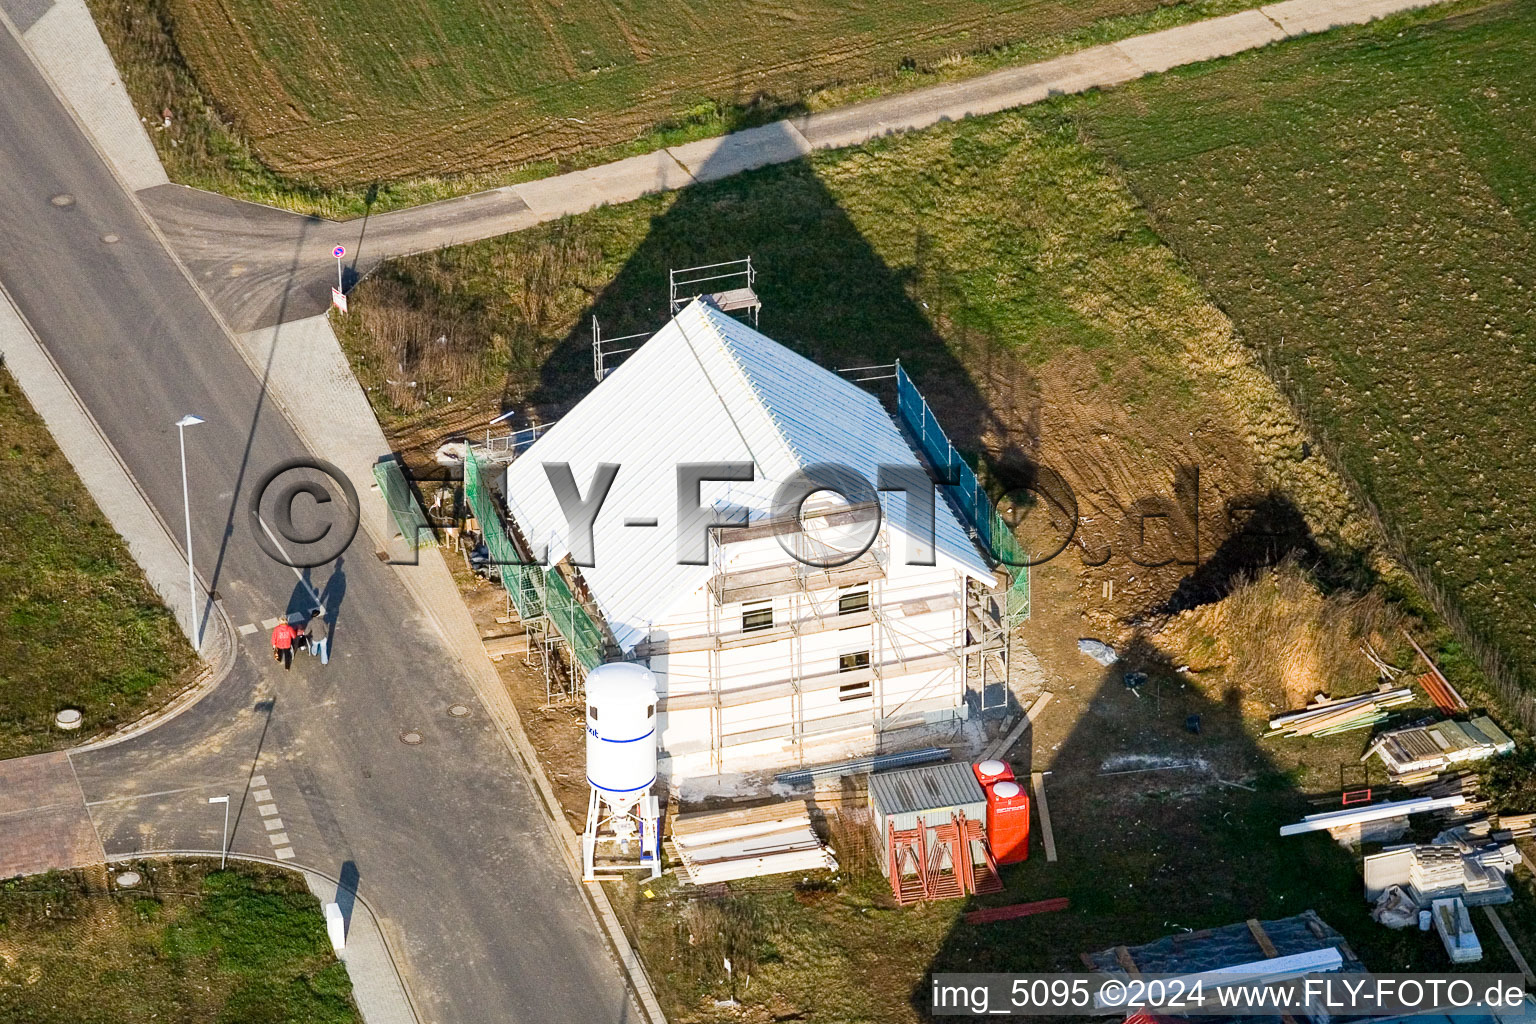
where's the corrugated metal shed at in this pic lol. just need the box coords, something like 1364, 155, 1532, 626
501, 298, 992, 651
869, 761, 987, 834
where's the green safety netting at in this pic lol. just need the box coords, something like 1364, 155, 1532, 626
543, 569, 606, 672
372, 459, 437, 551
463, 445, 606, 669
896, 364, 1029, 621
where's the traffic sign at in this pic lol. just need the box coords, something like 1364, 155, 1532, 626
332, 245, 346, 259
332, 287, 348, 314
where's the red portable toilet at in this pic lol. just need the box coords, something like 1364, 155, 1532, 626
985, 779, 1031, 865
973, 759, 1014, 788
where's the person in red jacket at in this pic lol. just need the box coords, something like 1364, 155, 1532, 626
271, 621, 297, 670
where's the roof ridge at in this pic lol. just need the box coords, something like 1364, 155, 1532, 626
696, 301, 810, 469
687, 300, 806, 471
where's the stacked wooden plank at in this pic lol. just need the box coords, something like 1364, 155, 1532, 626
671, 800, 837, 885
1266, 687, 1413, 738
1497, 813, 1536, 839
1404, 630, 1469, 713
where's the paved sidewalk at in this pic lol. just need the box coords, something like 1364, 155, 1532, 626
0, 0, 166, 191
302, 869, 420, 1024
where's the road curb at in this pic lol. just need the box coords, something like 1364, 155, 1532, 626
389, 549, 671, 1024
105, 849, 423, 1024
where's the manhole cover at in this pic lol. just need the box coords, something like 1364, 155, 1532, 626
50, 193, 74, 207
54, 708, 83, 730
448, 704, 470, 718
399, 729, 423, 745
101, 233, 120, 244
115, 871, 141, 887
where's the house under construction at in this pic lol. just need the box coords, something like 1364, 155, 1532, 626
467, 297, 1030, 777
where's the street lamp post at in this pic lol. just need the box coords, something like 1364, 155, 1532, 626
208, 794, 230, 868
175, 415, 205, 644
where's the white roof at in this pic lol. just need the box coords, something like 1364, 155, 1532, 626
502, 299, 991, 651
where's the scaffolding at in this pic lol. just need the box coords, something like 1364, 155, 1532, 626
894, 362, 1030, 716
591, 316, 650, 381
641, 504, 928, 773
372, 458, 437, 551
463, 444, 611, 701
669, 257, 761, 324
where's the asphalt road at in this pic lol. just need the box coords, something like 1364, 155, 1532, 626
0, 23, 637, 1024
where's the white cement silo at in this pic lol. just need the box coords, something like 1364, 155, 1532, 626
584, 662, 658, 815
582, 662, 662, 880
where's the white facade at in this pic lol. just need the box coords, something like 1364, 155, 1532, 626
501, 299, 996, 777
640, 515, 982, 776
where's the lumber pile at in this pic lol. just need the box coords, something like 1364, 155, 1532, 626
1363, 716, 1515, 783
1496, 812, 1536, 840
1403, 630, 1469, 713
1266, 687, 1413, 738
671, 800, 837, 885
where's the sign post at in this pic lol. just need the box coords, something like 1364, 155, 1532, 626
331, 245, 348, 313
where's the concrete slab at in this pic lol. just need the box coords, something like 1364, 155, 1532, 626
1113, 9, 1287, 74
0, 751, 105, 878
669, 121, 812, 182
18, 0, 167, 190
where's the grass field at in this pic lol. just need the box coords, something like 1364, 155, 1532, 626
90, 0, 1271, 216
0, 369, 195, 759
1069, 0, 1536, 708
0, 861, 359, 1024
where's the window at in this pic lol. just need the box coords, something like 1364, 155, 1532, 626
838, 650, 870, 673
587, 705, 597, 721
839, 682, 872, 701
838, 589, 870, 615
742, 602, 774, 632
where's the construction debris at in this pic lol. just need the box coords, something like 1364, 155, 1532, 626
983, 691, 1053, 761
1280, 795, 1467, 845
1432, 897, 1483, 963
1265, 687, 1413, 738
1363, 839, 1517, 910
1364, 716, 1514, 783
670, 800, 837, 885
964, 897, 1069, 925
774, 747, 949, 789
1084, 911, 1363, 977
1031, 771, 1057, 863
1077, 638, 1118, 666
